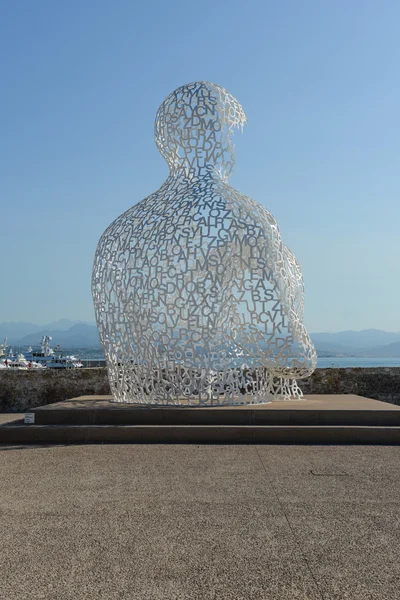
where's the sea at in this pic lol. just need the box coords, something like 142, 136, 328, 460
316, 357, 400, 368
74, 349, 400, 369
16, 346, 400, 369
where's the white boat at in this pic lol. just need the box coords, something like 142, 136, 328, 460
0, 338, 45, 369
13, 353, 44, 369
0, 336, 82, 370
0, 338, 9, 368
6, 358, 28, 370
25, 336, 82, 369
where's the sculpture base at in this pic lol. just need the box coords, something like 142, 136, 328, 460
2, 395, 400, 444
109, 371, 305, 405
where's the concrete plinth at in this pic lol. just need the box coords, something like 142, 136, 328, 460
1, 394, 400, 444
30, 394, 400, 425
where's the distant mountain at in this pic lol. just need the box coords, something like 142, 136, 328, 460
17, 324, 100, 349
0, 320, 97, 345
42, 319, 94, 331
309, 339, 357, 354
3, 322, 400, 354
310, 329, 400, 352
0, 322, 41, 343
363, 342, 400, 357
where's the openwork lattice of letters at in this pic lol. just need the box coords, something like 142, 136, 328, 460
92, 81, 316, 405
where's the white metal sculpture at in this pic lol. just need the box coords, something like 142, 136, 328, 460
92, 81, 316, 405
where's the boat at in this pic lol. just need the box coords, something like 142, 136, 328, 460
0, 336, 83, 370
0, 338, 45, 369
25, 336, 83, 369
12, 353, 44, 369
6, 357, 29, 370
0, 338, 9, 368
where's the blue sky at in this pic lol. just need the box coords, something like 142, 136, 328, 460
1, 0, 399, 332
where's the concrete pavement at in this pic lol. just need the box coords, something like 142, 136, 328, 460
0, 444, 399, 599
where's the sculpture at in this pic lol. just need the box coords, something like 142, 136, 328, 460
92, 81, 316, 405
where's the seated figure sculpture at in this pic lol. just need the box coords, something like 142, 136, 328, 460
92, 81, 316, 404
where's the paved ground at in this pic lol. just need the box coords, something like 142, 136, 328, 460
0, 444, 399, 599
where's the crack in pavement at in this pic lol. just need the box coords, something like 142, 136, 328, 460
254, 446, 326, 600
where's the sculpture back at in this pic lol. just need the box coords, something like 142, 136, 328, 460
92, 81, 316, 405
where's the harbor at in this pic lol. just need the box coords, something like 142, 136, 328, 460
0, 335, 84, 370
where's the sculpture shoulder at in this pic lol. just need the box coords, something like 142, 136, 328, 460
224, 184, 281, 235
96, 185, 167, 246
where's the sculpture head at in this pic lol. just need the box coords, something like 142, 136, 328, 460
155, 81, 246, 180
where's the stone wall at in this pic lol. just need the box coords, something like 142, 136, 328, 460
0, 368, 110, 412
1, 367, 400, 412
301, 367, 400, 405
